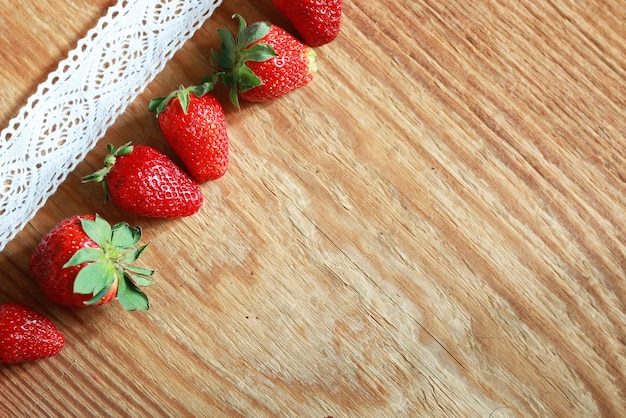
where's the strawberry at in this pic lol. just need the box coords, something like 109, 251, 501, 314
30, 214, 155, 311
83, 143, 203, 218
149, 82, 229, 182
272, 0, 342, 47
212, 14, 317, 107
0, 303, 65, 363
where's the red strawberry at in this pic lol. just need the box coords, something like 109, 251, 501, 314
30, 214, 155, 311
0, 303, 65, 363
272, 0, 342, 47
149, 83, 229, 182
212, 15, 317, 107
83, 143, 203, 218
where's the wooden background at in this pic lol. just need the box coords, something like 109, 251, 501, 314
1, 0, 625, 416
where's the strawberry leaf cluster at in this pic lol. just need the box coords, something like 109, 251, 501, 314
63, 215, 154, 311
211, 15, 278, 107
148, 74, 218, 115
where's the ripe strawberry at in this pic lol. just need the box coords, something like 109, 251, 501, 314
30, 214, 155, 311
83, 143, 203, 218
212, 14, 317, 107
272, 0, 342, 47
0, 303, 65, 363
149, 82, 229, 182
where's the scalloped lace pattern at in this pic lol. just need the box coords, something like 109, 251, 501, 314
0, 0, 223, 251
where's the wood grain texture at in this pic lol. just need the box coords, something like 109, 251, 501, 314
1, 0, 625, 416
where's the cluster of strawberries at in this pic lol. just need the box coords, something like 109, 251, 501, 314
1, 1, 342, 364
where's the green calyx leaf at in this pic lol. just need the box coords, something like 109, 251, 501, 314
81, 215, 113, 248
210, 14, 277, 108
117, 272, 150, 311
111, 222, 141, 249
235, 13, 247, 43
237, 17, 271, 48
124, 265, 155, 285
121, 243, 150, 264
64, 214, 155, 311
237, 65, 263, 89
74, 260, 116, 297
64, 247, 104, 268
149, 76, 217, 115
242, 43, 277, 63
214, 28, 236, 68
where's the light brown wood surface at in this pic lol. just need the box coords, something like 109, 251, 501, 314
1, 0, 625, 416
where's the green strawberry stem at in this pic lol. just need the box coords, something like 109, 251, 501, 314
210, 14, 278, 108
149, 75, 218, 115
82, 142, 134, 201
63, 214, 154, 311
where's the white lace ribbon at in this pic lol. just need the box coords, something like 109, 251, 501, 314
0, 0, 223, 251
